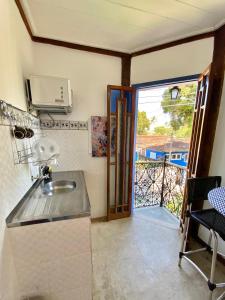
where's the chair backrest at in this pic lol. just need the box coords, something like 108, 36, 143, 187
187, 176, 222, 205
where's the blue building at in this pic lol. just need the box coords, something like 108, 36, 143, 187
136, 140, 189, 167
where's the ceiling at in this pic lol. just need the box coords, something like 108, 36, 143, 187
21, 0, 225, 53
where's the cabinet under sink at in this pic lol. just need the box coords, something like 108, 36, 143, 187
6, 170, 92, 300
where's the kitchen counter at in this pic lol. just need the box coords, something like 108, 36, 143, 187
6, 170, 90, 227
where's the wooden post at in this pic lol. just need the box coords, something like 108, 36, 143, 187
121, 55, 131, 86
196, 24, 225, 177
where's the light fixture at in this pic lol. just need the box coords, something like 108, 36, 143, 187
170, 86, 181, 100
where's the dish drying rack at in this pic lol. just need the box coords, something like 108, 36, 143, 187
0, 100, 58, 166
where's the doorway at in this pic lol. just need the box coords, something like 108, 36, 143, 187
133, 75, 199, 220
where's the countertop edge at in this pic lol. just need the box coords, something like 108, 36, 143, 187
6, 170, 91, 228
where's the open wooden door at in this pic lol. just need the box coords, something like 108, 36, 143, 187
107, 85, 136, 221
181, 66, 211, 224
181, 25, 225, 236
187, 66, 211, 179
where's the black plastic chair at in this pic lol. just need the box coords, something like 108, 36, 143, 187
179, 176, 225, 300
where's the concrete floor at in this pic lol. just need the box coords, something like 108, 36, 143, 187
91, 207, 225, 300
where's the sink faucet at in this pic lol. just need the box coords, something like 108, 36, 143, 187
31, 165, 52, 182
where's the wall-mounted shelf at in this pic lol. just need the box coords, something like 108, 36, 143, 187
0, 100, 53, 165
0, 100, 40, 128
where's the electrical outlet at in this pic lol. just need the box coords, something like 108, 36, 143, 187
45, 120, 54, 128
53, 120, 61, 129
61, 120, 70, 129
70, 121, 79, 130
84, 121, 88, 130
78, 121, 88, 130
41, 120, 54, 129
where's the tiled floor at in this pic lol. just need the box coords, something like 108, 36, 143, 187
91, 207, 225, 300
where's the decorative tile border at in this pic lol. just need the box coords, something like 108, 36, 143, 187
40, 119, 88, 130
0, 101, 88, 131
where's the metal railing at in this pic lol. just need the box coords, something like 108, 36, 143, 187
135, 160, 187, 218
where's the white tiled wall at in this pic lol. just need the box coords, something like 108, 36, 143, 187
9, 217, 92, 300
44, 129, 107, 219
0, 126, 35, 300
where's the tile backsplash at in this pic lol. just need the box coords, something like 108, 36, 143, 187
40, 119, 88, 130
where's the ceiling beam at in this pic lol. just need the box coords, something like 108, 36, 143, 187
32, 36, 129, 58
131, 31, 215, 57
15, 0, 32, 37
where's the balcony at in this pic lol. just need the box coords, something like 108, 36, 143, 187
134, 160, 187, 218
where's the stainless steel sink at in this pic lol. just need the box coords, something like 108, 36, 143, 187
42, 180, 76, 196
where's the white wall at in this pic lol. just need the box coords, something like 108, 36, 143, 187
0, 1, 33, 110
32, 43, 121, 218
131, 38, 214, 84
0, 1, 34, 299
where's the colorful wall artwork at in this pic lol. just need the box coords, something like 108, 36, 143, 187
91, 116, 107, 157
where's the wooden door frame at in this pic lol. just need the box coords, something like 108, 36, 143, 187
132, 74, 199, 90
180, 66, 212, 233
133, 23, 225, 221
107, 85, 136, 221
132, 74, 199, 211
107, 25, 225, 222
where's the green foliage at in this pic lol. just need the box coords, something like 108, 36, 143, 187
137, 111, 151, 135
175, 124, 193, 138
165, 193, 183, 217
153, 126, 172, 136
161, 84, 196, 137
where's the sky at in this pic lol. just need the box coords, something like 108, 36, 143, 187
138, 86, 170, 130
138, 82, 197, 131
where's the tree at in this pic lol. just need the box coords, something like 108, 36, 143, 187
153, 126, 172, 136
137, 111, 151, 135
161, 84, 196, 136
175, 124, 193, 138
